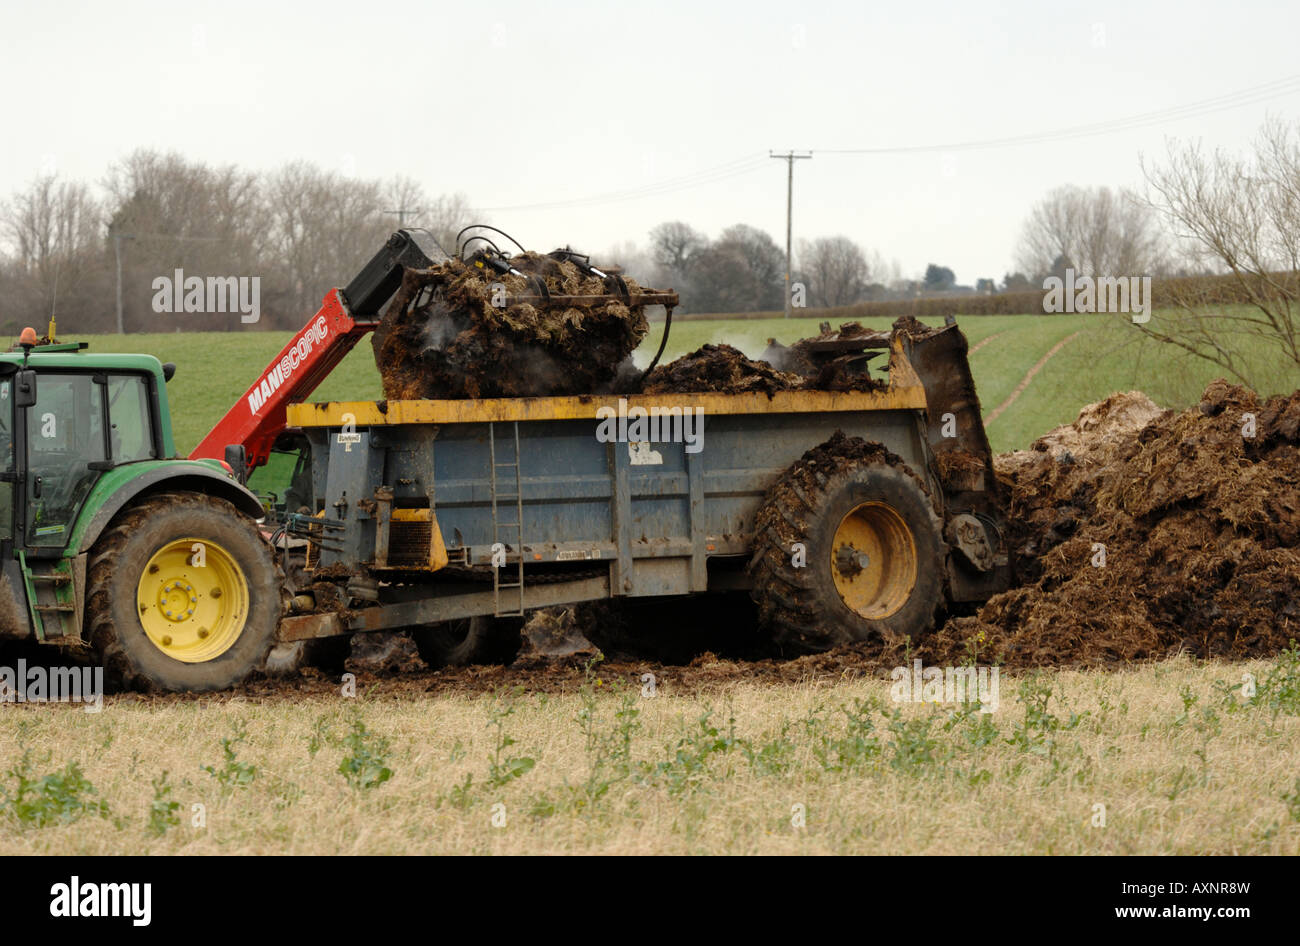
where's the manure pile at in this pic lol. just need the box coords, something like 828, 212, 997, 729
925, 381, 1300, 666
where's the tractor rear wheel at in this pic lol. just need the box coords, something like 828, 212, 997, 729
86, 492, 283, 692
748, 433, 946, 652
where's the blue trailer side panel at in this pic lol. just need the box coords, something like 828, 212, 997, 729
313, 407, 933, 600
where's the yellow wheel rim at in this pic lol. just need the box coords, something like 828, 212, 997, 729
829, 502, 918, 620
136, 538, 249, 663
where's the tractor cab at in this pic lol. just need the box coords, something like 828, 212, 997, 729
0, 331, 172, 557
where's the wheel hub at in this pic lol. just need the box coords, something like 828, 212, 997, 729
136, 538, 249, 663
156, 580, 198, 622
834, 545, 871, 578
829, 502, 918, 620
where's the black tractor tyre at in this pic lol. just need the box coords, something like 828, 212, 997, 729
412, 616, 524, 668
747, 433, 946, 652
86, 492, 284, 692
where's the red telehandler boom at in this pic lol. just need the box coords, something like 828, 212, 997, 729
190, 229, 445, 472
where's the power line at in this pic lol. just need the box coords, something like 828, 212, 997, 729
817, 73, 1300, 154
474, 73, 1300, 214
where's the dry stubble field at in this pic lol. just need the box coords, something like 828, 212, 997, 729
1, 654, 1298, 855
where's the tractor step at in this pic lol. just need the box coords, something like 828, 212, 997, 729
30, 572, 72, 585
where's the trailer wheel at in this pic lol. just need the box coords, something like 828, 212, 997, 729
412, 616, 524, 668
86, 492, 284, 692
748, 433, 945, 651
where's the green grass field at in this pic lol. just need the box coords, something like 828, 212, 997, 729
81, 309, 1297, 456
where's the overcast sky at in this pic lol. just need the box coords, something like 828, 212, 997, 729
3, 0, 1299, 284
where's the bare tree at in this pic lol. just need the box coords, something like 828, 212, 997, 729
1016, 184, 1166, 280
104, 150, 264, 251
1, 175, 104, 330
380, 175, 426, 229
263, 161, 389, 320
648, 221, 706, 275
797, 235, 871, 307
721, 225, 783, 297
686, 224, 784, 313
0, 152, 485, 333
685, 242, 753, 313
1141, 117, 1300, 383
103, 150, 266, 331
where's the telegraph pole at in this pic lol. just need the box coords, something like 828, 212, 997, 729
384, 208, 421, 228
111, 228, 135, 334
770, 151, 811, 318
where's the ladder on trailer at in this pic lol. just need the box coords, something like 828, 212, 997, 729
488, 421, 526, 617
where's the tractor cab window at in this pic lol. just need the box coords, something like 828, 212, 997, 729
25, 374, 106, 547
106, 375, 156, 462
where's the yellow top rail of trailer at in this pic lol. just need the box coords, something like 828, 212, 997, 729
286, 341, 928, 428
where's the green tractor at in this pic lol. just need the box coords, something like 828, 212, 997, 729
0, 330, 282, 692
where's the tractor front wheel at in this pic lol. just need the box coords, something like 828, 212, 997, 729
86, 492, 283, 692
